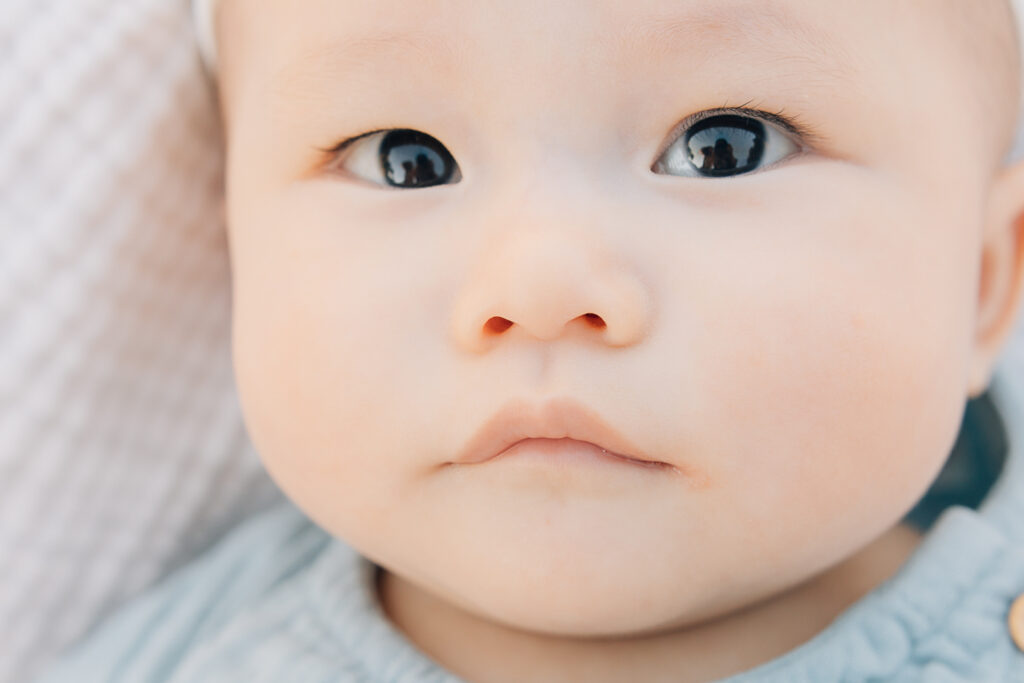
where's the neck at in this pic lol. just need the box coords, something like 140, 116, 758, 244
376, 521, 923, 683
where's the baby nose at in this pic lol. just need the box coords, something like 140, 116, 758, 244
449, 226, 651, 352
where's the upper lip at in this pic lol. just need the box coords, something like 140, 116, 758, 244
452, 397, 666, 466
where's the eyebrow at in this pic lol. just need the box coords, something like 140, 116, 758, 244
272, 29, 467, 101
273, 1, 857, 101
618, 2, 856, 82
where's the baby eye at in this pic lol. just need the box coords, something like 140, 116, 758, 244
652, 112, 800, 179
334, 128, 461, 189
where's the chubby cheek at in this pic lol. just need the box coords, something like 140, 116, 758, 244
683, 180, 978, 572
229, 190, 448, 543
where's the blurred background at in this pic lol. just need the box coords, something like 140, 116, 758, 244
0, 3, 283, 681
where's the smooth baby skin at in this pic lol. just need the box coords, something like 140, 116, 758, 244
212, 1, 1024, 680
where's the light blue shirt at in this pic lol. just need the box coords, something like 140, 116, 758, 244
34, 374, 1024, 682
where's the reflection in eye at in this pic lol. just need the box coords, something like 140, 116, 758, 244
652, 112, 800, 179
336, 129, 461, 189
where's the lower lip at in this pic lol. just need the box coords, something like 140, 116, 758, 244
487, 438, 670, 470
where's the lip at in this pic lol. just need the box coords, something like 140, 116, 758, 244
451, 396, 673, 469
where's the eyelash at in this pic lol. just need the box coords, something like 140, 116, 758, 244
319, 103, 820, 167
654, 102, 819, 163
322, 129, 384, 156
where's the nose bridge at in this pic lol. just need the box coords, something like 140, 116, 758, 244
449, 183, 652, 352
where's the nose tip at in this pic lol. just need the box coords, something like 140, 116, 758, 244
449, 206, 653, 352
452, 268, 650, 352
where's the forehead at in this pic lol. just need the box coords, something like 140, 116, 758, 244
271, 1, 847, 74
219, 0, 1019, 164
263, 2, 858, 127
227, 0, 996, 71
254, 0, 871, 103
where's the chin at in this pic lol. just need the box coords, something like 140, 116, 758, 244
424, 561, 762, 639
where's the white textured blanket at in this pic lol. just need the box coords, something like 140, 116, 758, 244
0, 2, 283, 681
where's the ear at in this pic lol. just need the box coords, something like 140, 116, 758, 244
967, 160, 1024, 398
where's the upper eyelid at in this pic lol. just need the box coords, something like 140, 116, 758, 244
322, 128, 390, 156
654, 106, 810, 163
688, 106, 815, 140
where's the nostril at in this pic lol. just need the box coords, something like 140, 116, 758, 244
483, 314, 606, 337
484, 317, 514, 334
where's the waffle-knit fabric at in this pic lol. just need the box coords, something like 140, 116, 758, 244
0, 3, 284, 682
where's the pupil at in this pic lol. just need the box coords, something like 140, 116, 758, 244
685, 115, 766, 177
380, 130, 454, 188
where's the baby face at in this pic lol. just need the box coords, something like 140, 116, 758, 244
216, 0, 1023, 636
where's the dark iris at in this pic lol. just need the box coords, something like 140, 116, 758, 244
685, 115, 766, 177
379, 129, 458, 188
